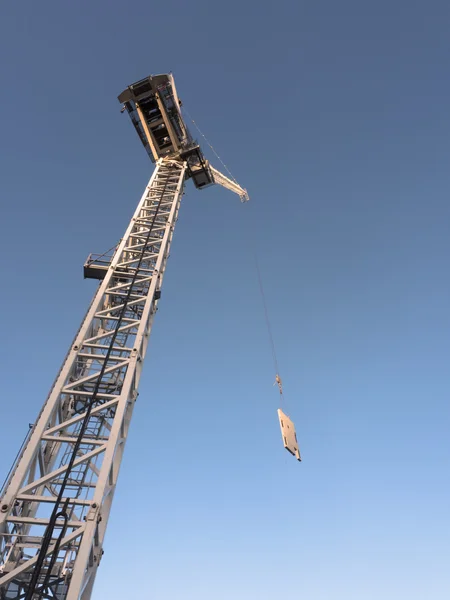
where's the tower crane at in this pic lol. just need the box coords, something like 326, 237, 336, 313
0, 73, 248, 600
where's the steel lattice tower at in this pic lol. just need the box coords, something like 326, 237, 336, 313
0, 74, 247, 600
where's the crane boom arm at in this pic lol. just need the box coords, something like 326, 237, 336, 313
209, 165, 249, 202
0, 159, 186, 600
0, 71, 249, 600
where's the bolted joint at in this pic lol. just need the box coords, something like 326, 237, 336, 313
131, 348, 142, 361
86, 502, 100, 522
97, 548, 105, 566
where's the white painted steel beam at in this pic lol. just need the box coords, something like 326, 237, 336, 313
0, 159, 187, 599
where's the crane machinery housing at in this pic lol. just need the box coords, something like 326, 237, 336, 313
0, 72, 248, 600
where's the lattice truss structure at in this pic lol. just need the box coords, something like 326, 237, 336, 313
0, 159, 186, 600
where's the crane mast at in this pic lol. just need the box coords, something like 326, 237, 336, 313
0, 74, 247, 600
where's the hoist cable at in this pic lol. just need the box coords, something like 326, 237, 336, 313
38, 499, 70, 595
179, 110, 284, 400
253, 253, 284, 403
182, 106, 239, 185
243, 203, 284, 403
253, 253, 280, 378
179, 109, 284, 398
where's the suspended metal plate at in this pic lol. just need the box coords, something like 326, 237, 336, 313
277, 409, 301, 461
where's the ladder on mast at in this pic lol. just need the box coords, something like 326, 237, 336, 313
0, 74, 247, 600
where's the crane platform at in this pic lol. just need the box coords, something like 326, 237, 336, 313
118, 73, 215, 191
83, 253, 113, 280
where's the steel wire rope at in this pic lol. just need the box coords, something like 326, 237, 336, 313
86, 242, 119, 264
180, 106, 283, 399
181, 106, 239, 185
177, 110, 284, 404
178, 111, 285, 404
254, 253, 280, 379
38, 500, 69, 596
25, 171, 173, 600
242, 202, 285, 406
0, 424, 33, 497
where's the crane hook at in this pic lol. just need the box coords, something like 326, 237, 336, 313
274, 373, 283, 396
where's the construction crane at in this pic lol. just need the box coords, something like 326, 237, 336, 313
0, 73, 248, 600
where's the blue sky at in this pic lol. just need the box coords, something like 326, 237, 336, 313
1, 1, 450, 598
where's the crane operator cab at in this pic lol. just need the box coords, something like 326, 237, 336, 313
118, 73, 214, 191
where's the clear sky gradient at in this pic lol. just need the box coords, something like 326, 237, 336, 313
1, 1, 450, 598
